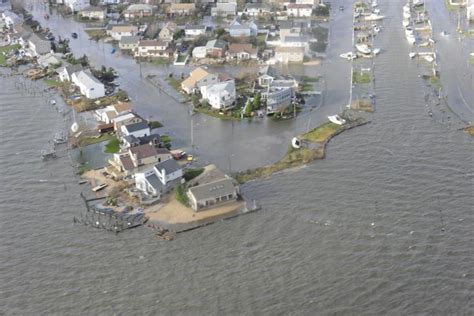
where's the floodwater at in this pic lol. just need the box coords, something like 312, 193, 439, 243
1, 0, 473, 314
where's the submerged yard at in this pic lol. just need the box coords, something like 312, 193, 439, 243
0, 44, 21, 66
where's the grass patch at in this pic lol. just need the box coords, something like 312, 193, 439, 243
85, 29, 107, 41
77, 163, 91, 175
44, 79, 62, 87
353, 71, 371, 84
150, 57, 170, 66
175, 184, 189, 206
0, 44, 21, 66
161, 135, 171, 148
148, 120, 163, 129
351, 99, 373, 112
194, 106, 241, 121
470, 56, 474, 66
444, 0, 459, 11
301, 83, 314, 92
165, 77, 183, 92
463, 126, 474, 136
76, 133, 115, 147
104, 136, 120, 153
428, 75, 442, 89
183, 168, 205, 181
302, 122, 342, 143
302, 76, 320, 83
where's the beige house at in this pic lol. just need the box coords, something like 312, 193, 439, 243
123, 4, 154, 20
135, 40, 171, 58
158, 22, 177, 42
181, 67, 218, 94
187, 178, 239, 211
227, 43, 258, 60
169, 3, 196, 15
79, 6, 106, 20
275, 47, 305, 63
119, 36, 140, 51
106, 24, 139, 41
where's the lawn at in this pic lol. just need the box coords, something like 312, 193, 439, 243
85, 29, 107, 41
76, 133, 116, 147
302, 122, 342, 143
44, 79, 62, 87
194, 106, 241, 121
165, 77, 183, 92
150, 57, 170, 66
104, 136, 120, 153
353, 71, 371, 84
183, 168, 205, 181
175, 184, 189, 206
0, 44, 21, 66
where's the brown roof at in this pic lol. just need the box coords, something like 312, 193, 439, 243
120, 154, 135, 171
228, 43, 257, 55
156, 147, 171, 155
181, 67, 212, 89
129, 144, 158, 160
275, 46, 305, 54
287, 4, 313, 8
113, 102, 131, 113
139, 40, 167, 47
110, 25, 138, 33
170, 3, 195, 10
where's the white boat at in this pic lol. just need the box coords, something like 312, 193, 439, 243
373, 8, 380, 14
403, 4, 410, 12
328, 115, 346, 125
409, 52, 417, 58
291, 137, 301, 149
365, 13, 385, 21
340, 52, 357, 60
423, 55, 434, 63
92, 183, 108, 192
71, 122, 79, 133
356, 44, 372, 54
50, 99, 56, 105
373, 25, 381, 33
402, 19, 410, 27
406, 34, 416, 45
373, 48, 381, 56
403, 11, 411, 19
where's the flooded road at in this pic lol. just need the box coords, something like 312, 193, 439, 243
1, 0, 473, 314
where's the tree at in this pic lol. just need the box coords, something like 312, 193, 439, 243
79, 54, 89, 67
173, 29, 185, 40
252, 93, 261, 110
244, 99, 252, 117
214, 27, 226, 38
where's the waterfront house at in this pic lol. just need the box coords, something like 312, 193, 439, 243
296, 0, 318, 5
211, 2, 237, 16
106, 24, 139, 41
135, 158, 183, 197
79, 6, 106, 20
169, 3, 196, 15
181, 67, 218, 94
205, 39, 227, 58
468, 1, 474, 21
71, 69, 105, 99
28, 33, 51, 57
120, 121, 150, 138
227, 43, 258, 60
109, 145, 171, 178
158, 22, 177, 42
95, 102, 132, 123
37, 53, 63, 68
123, 4, 154, 20
57, 63, 83, 82
278, 21, 302, 41
228, 17, 258, 37
200, 80, 236, 110
243, 3, 271, 16
287, 4, 313, 17
119, 35, 140, 51
113, 112, 143, 131
135, 40, 171, 58
263, 86, 294, 113
2, 10, 21, 28
192, 46, 207, 59
274, 46, 305, 63
122, 133, 161, 149
184, 25, 206, 38
187, 178, 239, 211
64, 0, 90, 13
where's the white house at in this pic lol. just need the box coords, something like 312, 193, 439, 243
135, 40, 170, 58
94, 102, 131, 123
79, 6, 106, 20
123, 4, 154, 20
185, 25, 206, 38
468, 0, 474, 21
244, 3, 271, 16
211, 3, 237, 16
135, 159, 183, 196
227, 43, 258, 60
71, 69, 105, 99
192, 46, 207, 59
28, 34, 51, 57
287, 4, 313, 17
264, 86, 294, 113
37, 53, 63, 68
200, 80, 236, 110
2, 10, 21, 27
119, 35, 140, 51
64, 0, 90, 12
228, 17, 258, 37
57, 64, 83, 82
120, 121, 150, 138
187, 178, 239, 211
275, 46, 305, 63
106, 24, 139, 41
181, 67, 219, 94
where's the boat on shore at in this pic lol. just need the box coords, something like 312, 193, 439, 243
365, 13, 385, 21
291, 137, 301, 149
340, 52, 357, 60
356, 44, 372, 55
92, 183, 108, 192
328, 115, 346, 125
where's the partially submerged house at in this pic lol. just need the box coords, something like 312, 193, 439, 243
135, 40, 171, 58
200, 80, 236, 110
95, 102, 132, 123
185, 25, 206, 38
71, 69, 105, 99
169, 3, 196, 15
227, 43, 258, 60
158, 22, 177, 42
57, 63, 83, 82
287, 4, 313, 17
79, 6, 106, 20
135, 158, 183, 197
187, 177, 239, 211
119, 35, 140, 51
244, 3, 271, 16
106, 24, 139, 41
274, 46, 305, 63
205, 39, 227, 58
120, 120, 150, 138
263, 86, 295, 114
28, 33, 51, 57
64, 0, 90, 13
123, 4, 154, 20
109, 145, 172, 177
228, 17, 258, 37
181, 67, 218, 94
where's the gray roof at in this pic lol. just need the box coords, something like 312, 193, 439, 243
123, 134, 139, 145
206, 39, 227, 49
145, 173, 163, 191
28, 33, 51, 55
65, 64, 83, 75
283, 35, 309, 43
154, 159, 181, 175
188, 178, 236, 201
120, 35, 140, 45
185, 24, 206, 30
245, 3, 270, 10
124, 121, 150, 133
